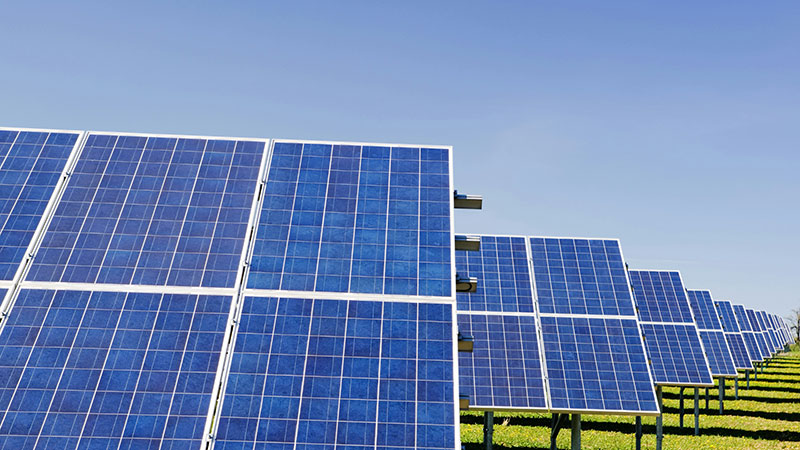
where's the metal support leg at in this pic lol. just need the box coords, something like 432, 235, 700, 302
679, 387, 684, 427
694, 387, 700, 436
635, 416, 642, 450
483, 411, 494, 450
571, 414, 581, 450
656, 386, 663, 450
551, 414, 568, 450
719, 378, 724, 414
705, 387, 709, 410
754, 364, 758, 380
735, 377, 739, 399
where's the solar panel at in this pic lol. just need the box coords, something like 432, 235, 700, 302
628, 270, 712, 386
213, 296, 456, 450
530, 237, 658, 415
0, 129, 82, 283
758, 311, 779, 352
755, 310, 777, 355
456, 313, 546, 410
714, 300, 753, 370
26, 133, 266, 288
732, 303, 763, 362
0, 288, 229, 449
687, 290, 737, 377
246, 142, 453, 297
745, 308, 769, 360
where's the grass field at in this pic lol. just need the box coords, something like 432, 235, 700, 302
461, 344, 800, 449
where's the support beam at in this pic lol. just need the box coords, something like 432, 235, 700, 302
705, 387, 709, 410
635, 416, 642, 450
719, 378, 725, 414
679, 387, 684, 427
754, 364, 758, 380
694, 387, 700, 436
483, 411, 494, 450
735, 376, 739, 399
550, 414, 569, 450
656, 386, 663, 450
571, 414, 581, 450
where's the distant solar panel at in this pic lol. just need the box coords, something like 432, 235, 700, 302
26, 133, 266, 288
0, 129, 81, 282
0, 288, 229, 449
732, 303, 763, 362
213, 296, 456, 450
247, 142, 453, 297
457, 313, 546, 410
745, 308, 770, 360
629, 270, 712, 386
714, 300, 753, 370
758, 311, 779, 352
687, 290, 736, 377
529, 237, 634, 316
455, 235, 533, 312
531, 237, 658, 415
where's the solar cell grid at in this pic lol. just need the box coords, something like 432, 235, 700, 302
0, 288, 229, 450
698, 330, 737, 377
540, 316, 658, 414
639, 323, 713, 386
530, 237, 634, 316
687, 290, 723, 331
713, 300, 752, 370
629, 270, 694, 323
457, 313, 546, 410
455, 235, 533, 313
247, 142, 452, 298
213, 296, 456, 450
0, 130, 80, 282
27, 134, 265, 288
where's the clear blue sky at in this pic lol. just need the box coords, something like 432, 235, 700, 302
2, 1, 798, 318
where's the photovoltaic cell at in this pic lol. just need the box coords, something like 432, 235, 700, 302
247, 142, 452, 297
0, 130, 80, 281
530, 237, 634, 316
0, 288, 229, 449
714, 300, 753, 370
629, 270, 712, 386
455, 235, 533, 313
540, 316, 658, 413
213, 296, 455, 450
457, 313, 546, 410
628, 271, 694, 323
26, 134, 264, 288
639, 323, 712, 386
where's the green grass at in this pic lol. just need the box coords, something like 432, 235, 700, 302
461, 344, 800, 449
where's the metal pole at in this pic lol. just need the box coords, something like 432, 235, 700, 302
735, 376, 739, 399
571, 414, 581, 450
718, 378, 724, 414
754, 364, 758, 380
483, 411, 494, 450
694, 387, 700, 436
656, 386, 663, 450
679, 387, 684, 427
635, 416, 642, 450
705, 387, 709, 410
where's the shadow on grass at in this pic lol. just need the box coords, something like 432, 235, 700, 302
662, 390, 800, 402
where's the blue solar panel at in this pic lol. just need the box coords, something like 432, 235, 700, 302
540, 316, 658, 413
213, 296, 456, 450
697, 330, 737, 377
687, 290, 723, 331
758, 311, 779, 352
746, 309, 771, 358
731, 304, 752, 332
247, 142, 452, 297
713, 300, 752, 370
530, 237, 634, 316
639, 323, 712, 386
0, 288, 229, 449
629, 271, 694, 323
455, 235, 533, 312
457, 313, 546, 410
0, 130, 80, 281
26, 134, 265, 288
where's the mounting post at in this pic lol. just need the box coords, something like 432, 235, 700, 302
571, 414, 581, 450
550, 414, 568, 450
718, 377, 724, 414
635, 416, 642, 450
705, 387, 709, 410
679, 387, 684, 427
656, 386, 663, 450
694, 387, 700, 436
483, 411, 493, 450
754, 364, 758, 380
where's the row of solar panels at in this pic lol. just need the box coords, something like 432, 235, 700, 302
455, 235, 791, 414
0, 127, 791, 450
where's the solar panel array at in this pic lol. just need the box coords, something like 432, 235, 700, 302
629, 270, 713, 387
686, 290, 737, 377
732, 303, 763, 362
0, 129, 459, 450
745, 308, 771, 358
714, 300, 753, 370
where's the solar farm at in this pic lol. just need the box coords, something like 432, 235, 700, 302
0, 127, 793, 450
